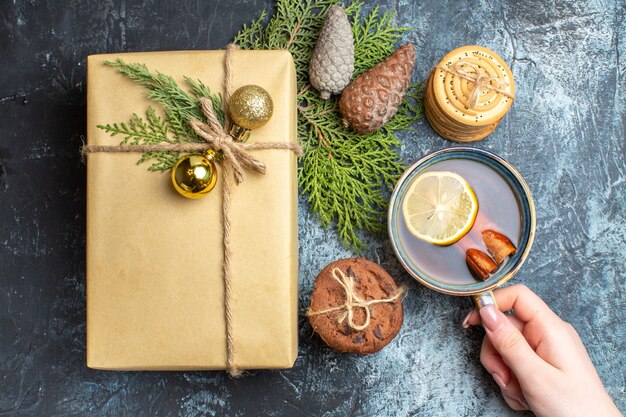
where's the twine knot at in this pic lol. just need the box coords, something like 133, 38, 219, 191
436, 60, 514, 109
189, 98, 267, 185
306, 268, 405, 331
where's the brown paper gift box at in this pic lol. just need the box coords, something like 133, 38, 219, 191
86, 50, 299, 370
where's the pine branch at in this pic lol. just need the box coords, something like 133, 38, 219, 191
235, 0, 422, 251
97, 107, 169, 146
97, 60, 224, 170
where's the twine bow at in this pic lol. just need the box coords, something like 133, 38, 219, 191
82, 43, 302, 377
436, 60, 515, 109
189, 98, 266, 184
306, 268, 405, 331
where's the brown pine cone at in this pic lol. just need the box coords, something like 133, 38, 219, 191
339, 43, 416, 134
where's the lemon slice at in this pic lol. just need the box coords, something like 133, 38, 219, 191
402, 171, 478, 245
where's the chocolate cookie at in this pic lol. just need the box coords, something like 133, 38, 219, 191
307, 258, 404, 354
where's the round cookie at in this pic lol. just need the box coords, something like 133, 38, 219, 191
423, 46, 514, 143
426, 74, 494, 133
308, 258, 404, 354
432, 45, 515, 127
425, 105, 496, 142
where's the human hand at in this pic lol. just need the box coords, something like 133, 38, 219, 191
463, 285, 622, 417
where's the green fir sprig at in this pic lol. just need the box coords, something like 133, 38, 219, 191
97, 59, 224, 171
235, 0, 421, 250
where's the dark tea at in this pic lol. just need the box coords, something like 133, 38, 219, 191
397, 159, 521, 286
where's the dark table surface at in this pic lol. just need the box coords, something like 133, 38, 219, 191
1, 0, 624, 416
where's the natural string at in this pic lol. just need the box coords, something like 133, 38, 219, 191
81, 43, 303, 377
435, 60, 515, 109
306, 268, 405, 331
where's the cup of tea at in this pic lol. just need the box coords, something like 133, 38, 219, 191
388, 147, 536, 307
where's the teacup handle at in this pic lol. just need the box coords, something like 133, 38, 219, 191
472, 290, 498, 310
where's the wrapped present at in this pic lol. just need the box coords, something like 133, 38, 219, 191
85, 49, 299, 372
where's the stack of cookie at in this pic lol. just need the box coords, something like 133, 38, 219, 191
424, 45, 515, 142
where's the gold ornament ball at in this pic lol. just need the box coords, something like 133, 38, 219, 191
228, 85, 273, 130
171, 151, 218, 199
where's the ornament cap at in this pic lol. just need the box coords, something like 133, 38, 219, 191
229, 123, 251, 142
205, 149, 217, 160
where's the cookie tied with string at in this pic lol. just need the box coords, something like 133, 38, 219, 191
307, 258, 404, 354
425, 45, 515, 142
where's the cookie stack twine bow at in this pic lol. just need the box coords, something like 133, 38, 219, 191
306, 268, 405, 331
82, 44, 303, 377
424, 45, 515, 142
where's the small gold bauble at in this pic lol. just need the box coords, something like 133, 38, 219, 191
228, 85, 273, 141
171, 150, 218, 199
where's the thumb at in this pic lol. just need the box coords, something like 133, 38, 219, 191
480, 304, 544, 384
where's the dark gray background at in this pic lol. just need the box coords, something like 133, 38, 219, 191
1, 0, 624, 416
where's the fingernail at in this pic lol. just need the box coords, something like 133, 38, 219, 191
479, 304, 501, 332
462, 310, 473, 328
492, 373, 506, 389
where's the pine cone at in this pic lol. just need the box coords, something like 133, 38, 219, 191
309, 5, 354, 99
339, 43, 416, 134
